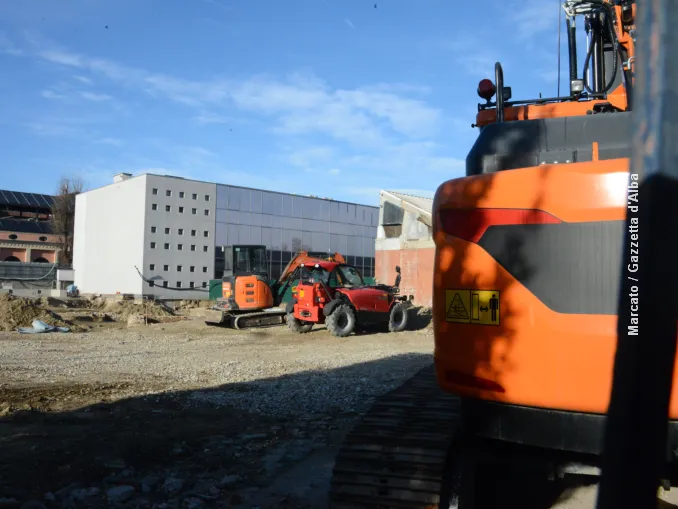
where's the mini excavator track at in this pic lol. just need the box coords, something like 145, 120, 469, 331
329, 364, 460, 508
231, 309, 287, 329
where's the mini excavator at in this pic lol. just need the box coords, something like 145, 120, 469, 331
193, 245, 345, 329
328, 1, 658, 507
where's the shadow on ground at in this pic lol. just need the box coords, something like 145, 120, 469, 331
0, 353, 433, 509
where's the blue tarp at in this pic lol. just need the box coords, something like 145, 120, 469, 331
16, 319, 70, 334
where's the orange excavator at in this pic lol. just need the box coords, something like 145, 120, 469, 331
195, 245, 345, 329
328, 1, 649, 507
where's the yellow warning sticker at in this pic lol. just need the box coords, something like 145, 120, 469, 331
445, 290, 471, 323
445, 289, 500, 326
470, 290, 500, 325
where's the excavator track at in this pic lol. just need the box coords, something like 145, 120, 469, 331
329, 363, 461, 509
232, 310, 286, 329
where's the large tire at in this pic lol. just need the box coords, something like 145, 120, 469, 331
326, 303, 356, 337
286, 312, 313, 333
388, 302, 409, 332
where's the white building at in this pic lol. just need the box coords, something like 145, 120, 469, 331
73, 173, 379, 299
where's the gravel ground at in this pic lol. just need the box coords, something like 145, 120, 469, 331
0, 317, 435, 509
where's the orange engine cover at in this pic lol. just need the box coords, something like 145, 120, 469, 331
432, 158, 678, 419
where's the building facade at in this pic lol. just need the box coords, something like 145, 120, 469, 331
0, 189, 60, 264
374, 191, 435, 307
73, 173, 379, 299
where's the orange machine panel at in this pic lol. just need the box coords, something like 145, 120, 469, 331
233, 275, 274, 311
432, 159, 678, 419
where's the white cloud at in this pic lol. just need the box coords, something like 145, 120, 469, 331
73, 75, 93, 85
193, 111, 230, 124
95, 137, 124, 146
80, 91, 113, 101
31, 44, 441, 146
344, 18, 355, 29
41, 89, 66, 100
328, 168, 341, 175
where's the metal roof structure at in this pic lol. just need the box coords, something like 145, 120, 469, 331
0, 218, 53, 234
0, 189, 54, 209
380, 190, 433, 226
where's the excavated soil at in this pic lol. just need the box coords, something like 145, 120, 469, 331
0, 294, 84, 332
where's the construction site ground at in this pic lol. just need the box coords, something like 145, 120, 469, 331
1, 296, 678, 509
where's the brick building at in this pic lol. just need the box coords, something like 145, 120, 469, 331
374, 191, 434, 307
0, 190, 61, 264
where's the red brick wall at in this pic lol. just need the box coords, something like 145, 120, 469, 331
0, 231, 60, 243
376, 246, 435, 307
30, 249, 56, 263
0, 248, 27, 262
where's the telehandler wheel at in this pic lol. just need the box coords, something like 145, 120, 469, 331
286, 312, 313, 333
388, 302, 409, 332
326, 303, 356, 337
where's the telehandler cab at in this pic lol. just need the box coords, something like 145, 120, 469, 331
286, 261, 412, 337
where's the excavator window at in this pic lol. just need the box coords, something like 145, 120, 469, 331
232, 246, 267, 276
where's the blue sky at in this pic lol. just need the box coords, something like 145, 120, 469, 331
1, 0, 571, 205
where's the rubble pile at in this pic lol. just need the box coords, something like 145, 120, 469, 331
0, 294, 81, 332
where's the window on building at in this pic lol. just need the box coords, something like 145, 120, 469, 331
152, 188, 158, 195
176, 281, 182, 288
178, 244, 183, 250
9, 234, 18, 240
166, 190, 172, 197
205, 194, 210, 201
192, 208, 197, 215
165, 205, 171, 212
163, 281, 168, 288
178, 228, 183, 235
190, 282, 195, 288
191, 230, 196, 236
190, 245, 196, 251
151, 226, 157, 233
204, 209, 209, 216
150, 264, 155, 270
192, 193, 197, 199
203, 231, 209, 237
179, 206, 184, 213
202, 282, 207, 288
164, 265, 169, 271
164, 243, 170, 249
152, 204, 158, 210
149, 281, 155, 287
179, 191, 185, 198
150, 242, 156, 249
39, 236, 47, 241
190, 266, 195, 272
177, 265, 182, 272
165, 227, 170, 234
203, 246, 208, 252
202, 266, 208, 273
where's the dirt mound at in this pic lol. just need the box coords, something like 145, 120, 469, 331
84, 297, 176, 323
174, 299, 212, 311
0, 294, 83, 332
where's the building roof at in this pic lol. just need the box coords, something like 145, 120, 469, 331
381, 190, 433, 215
0, 189, 54, 209
83, 172, 379, 209
0, 218, 54, 234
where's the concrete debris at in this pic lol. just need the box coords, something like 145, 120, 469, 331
106, 485, 135, 503
162, 477, 184, 494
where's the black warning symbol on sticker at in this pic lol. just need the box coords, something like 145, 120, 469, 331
446, 292, 469, 321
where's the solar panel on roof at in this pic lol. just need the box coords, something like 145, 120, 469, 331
0, 189, 55, 209
0, 218, 53, 234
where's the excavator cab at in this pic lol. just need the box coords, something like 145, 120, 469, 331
222, 245, 268, 279
220, 245, 274, 312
